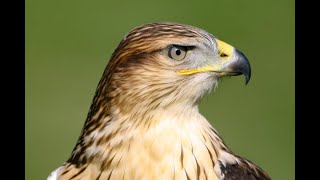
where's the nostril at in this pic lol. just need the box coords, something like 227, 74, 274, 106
220, 53, 228, 57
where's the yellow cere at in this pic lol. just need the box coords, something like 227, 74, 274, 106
216, 39, 234, 61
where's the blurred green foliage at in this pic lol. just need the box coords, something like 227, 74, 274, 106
26, 0, 294, 179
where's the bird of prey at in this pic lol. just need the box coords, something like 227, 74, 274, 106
48, 22, 270, 180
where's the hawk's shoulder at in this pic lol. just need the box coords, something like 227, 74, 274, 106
219, 157, 270, 180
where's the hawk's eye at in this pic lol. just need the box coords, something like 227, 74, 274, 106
168, 45, 187, 61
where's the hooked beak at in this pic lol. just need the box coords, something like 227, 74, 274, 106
218, 49, 251, 85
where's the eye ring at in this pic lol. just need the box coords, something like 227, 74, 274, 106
168, 45, 187, 61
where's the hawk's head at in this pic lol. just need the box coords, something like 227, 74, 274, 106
52, 22, 270, 180
91, 22, 251, 121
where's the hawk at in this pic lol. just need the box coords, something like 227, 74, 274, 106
48, 22, 270, 180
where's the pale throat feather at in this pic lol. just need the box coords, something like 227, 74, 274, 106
72, 102, 234, 180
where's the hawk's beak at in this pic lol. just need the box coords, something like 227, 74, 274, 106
219, 49, 251, 85
214, 39, 251, 85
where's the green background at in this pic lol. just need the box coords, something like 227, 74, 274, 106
26, 0, 294, 179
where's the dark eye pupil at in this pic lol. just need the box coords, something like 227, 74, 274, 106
176, 50, 181, 56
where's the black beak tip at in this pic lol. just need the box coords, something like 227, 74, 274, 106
244, 62, 251, 85
244, 58, 251, 85
234, 49, 251, 85
245, 73, 251, 85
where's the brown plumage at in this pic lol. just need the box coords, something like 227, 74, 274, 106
48, 22, 270, 180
